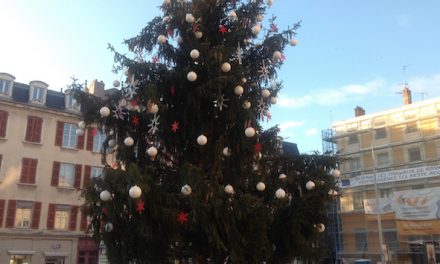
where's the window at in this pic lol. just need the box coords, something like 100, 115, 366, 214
408, 147, 421, 162
65, 89, 80, 111
0, 155, 3, 175
62, 123, 77, 148
375, 127, 387, 139
355, 229, 368, 251
0, 110, 8, 138
380, 188, 393, 198
0, 79, 11, 95
29, 81, 48, 104
9, 255, 31, 264
15, 202, 32, 228
32, 87, 45, 102
91, 166, 103, 178
54, 209, 69, 230
93, 131, 106, 152
348, 134, 358, 144
376, 152, 389, 167
59, 163, 75, 187
349, 157, 362, 172
405, 122, 418, 134
384, 230, 398, 250
25, 116, 43, 143
353, 192, 364, 210
20, 158, 38, 184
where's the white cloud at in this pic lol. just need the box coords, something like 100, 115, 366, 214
391, 73, 440, 99
278, 79, 385, 109
278, 121, 304, 131
305, 128, 318, 136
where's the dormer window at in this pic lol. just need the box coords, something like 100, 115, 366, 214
29, 81, 49, 104
64, 89, 80, 111
0, 72, 15, 97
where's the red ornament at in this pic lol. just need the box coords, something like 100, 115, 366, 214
270, 23, 278, 32
136, 200, 145, 214
219, 25, 228, 34
254, 142, 263, 153
192, 24, 199, 32
177, 211, 189, 224
167, 28, 174, 37
152, 56, 159, 64
133, 116, 139, 126
171, 121, 179, 133
102, 207, 109, 215
280, 55, 286, 62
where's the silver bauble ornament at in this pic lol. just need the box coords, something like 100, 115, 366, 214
181, 184, 192, 196
129, 185, 142, 199
190, 49, 200, 59
275, 188, 286, 199
221, 62, 231, 72
332, 169, 341, 177
306, 180, 315, 190
157, 35, 167, 44
224, 184, 234, 194
108, 139, 116, 148
105, 222, 114, 232
262, 89, 270, 98
222, 147, 231, 156
278, 173, 287, 179
270, 97, 278, 104
245, 127, 256, 138
100, 190, 112, 202
147, 146, 158, 157
124, 136, 134, 147
185, 13, 195, 23
100, 106, 110, 117
187, 71, 197, 82
290, 39, 298, 46
251, 24, 261, 35
234, 85, 244, 96
242, 100, 251, 109
256, 182, 266, 191
197, 135, 208, 145
78, 121, 86, 130
76, 128, 85, 137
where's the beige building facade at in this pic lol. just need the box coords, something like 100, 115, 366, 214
330, 89, 440, 263
0, 73, 106, 264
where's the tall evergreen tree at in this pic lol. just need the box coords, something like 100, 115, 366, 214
73, 0, 339, 263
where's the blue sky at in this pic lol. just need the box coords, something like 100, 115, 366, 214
1, 0, 440, 153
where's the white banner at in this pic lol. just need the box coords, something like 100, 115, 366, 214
364, 197, 394, 214
340, 165, 440, 188
394, 187, 440, 220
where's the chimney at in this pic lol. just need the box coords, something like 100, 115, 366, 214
88, 79, 105, 98
402, 86, 412, 105
354, 106, 365, 117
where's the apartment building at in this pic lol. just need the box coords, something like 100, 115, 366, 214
326, 88, 440, 263
0, 72, 106, 264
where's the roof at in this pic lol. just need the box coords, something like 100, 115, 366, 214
282, 141, 300, 156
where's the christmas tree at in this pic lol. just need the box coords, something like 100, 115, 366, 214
73, 0, 339, 263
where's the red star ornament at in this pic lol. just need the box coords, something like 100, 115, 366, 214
133, 115, 139, 126
219, 25, 228, 35
177, 211, 188, 224
136, 200, 145, 214
152, 56, 159, 64
254, 142, 263, 153
167, 28, 174, 37
171, 121, 179, 133
130, 99, 138, 108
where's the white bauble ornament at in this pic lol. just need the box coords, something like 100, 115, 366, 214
190, 49, 200, 59
105, 222, 114, 232
221, 62, 231, 72
267, 0, 273, 7
157, 35, 167, 44
108, 139, 116, 148
124, 136, 134, 147
100, 190, 112, 202
187, 71, 197, 82
316, 223, 325, 233
262, 89, 270, 98
242, 100, 251, 109
177, 36, 184, 44
256, 14, 264, 22
129, 185, 142, 199
100, 106, 110, 117
270, 97, 278, 104
162, 16, 170, 23
78, 121, 86, 129
181, 184, 192, 196
163, 0, 171, 4
185, 13, 195, 23
241, 77, 247, 83
332, 169, 341, 177
197, 135, 208, 145
222, 147, 231, 157
234, 85, 244, 96
306, 180, 315, 190
195, 31, 203, 39
227, 11, 237, 21
278, 173, 287, 179
113, 80, 120, 87
251, 24, 261, 35
245, 127, 256, 138
256, 181, 266, 191
76, 128, 84, 137
275, 188, 286, 199
148, 103, 159, 114
224, 184, 234, 194
254, 152, 262, 161
147, 146, 158, 157
328, 189, 338, 196
290, 38, 298, 46
272, 51, 282, 61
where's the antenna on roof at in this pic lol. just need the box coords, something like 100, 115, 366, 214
402, 64, 410, 87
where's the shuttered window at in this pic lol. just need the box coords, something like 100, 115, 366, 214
25, 116, 43, 143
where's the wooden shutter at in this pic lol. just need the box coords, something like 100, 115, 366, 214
25, 116, 33, 141
51, 161, 60, 186
29, 159, 37, 184
25, 116, 42, 143
74, 164, 82, 189
34, 117, 43, 143
86, 129, 94, 151
20, 158, 37, 184
47, 203, 55, 230
80, 212, 88, 231
69, 206, 79, 231
55, 121, 64, 146
31, 201, 42, 229
0, 155, 2, 172
83, 165, 91, 188
77, 131, 85, 149
0, 110, 8, 138
0, 199, 5, 227
5, 200, 16, 228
